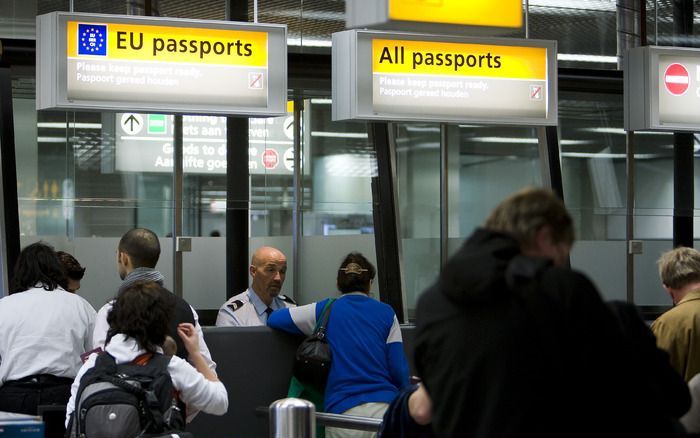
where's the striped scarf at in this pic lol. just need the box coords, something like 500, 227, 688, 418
118, 267, 165, 294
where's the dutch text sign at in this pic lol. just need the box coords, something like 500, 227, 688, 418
333, 30, 557, 125
37, 12, 287, 116
114, 113, 296, 176
625, 46, 700, 132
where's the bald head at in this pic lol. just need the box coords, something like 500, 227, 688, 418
250, 246, 287, 305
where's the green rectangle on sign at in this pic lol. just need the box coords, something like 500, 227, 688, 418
148, 114, 167, 134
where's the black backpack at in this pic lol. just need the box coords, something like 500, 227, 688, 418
68, 352, 186, 438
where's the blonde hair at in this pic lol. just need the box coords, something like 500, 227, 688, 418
657, 247, 700, 289
484, 187, 574, 249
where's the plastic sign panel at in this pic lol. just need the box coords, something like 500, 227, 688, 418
332, 30, 557, 125
36, 12, 287, 116
114, 113, 295, 175
625, 46, 700, 132
346, 0, 522, 35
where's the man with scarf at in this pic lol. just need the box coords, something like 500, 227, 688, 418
92, 228, 216, 374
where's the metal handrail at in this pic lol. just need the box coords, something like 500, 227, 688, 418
262, 402, 383, 434
315, 412, 382, 432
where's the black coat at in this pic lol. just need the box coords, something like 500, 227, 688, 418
414, 228, 689, 438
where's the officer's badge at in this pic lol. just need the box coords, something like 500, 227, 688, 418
227, 300, 245, 312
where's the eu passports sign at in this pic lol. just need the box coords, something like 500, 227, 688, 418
37, 12, 287, 116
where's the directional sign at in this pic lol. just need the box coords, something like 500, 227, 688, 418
332, 30, 557, 125
36, 12, 287, 115
664, 63, 689, 96
120, 113, 143, 134
625, 46, 700, 131
115, 114, 294, 175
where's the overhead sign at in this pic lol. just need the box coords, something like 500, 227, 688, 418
332, 30, 557, 125
625, 46, 700, 132
346, 0, 522, 35
36, 12, 287, 116
114, 113, 296, 175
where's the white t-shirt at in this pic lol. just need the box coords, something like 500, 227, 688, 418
0, 286, 96, 384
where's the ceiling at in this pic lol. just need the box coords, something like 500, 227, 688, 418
0, 0, 688, 66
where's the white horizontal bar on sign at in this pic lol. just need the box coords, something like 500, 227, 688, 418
310, 132, 368, 138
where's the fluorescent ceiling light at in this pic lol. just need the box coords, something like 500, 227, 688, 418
249, 139, 293, 145
310, 99, 332, 104
37, 136, 67, 143
557, 53, 618, 64
584, 127, 673, 135
287, 38, 332, 48
562, 152, 660, 159
468, 136, 591, 145
311, 131, 368, 138
267, 10, 343, 21
529, 0, 615, 11
37, 122, 102, 129
404, 126, 440, 133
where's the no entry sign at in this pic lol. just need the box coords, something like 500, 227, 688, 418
262, 148, 279, 170
664, 63, 689, 96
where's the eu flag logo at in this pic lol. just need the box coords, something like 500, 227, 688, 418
78, 24, 107, 56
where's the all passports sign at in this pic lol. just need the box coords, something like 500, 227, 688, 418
332, 30, 557, 125
36, 12, 287, 116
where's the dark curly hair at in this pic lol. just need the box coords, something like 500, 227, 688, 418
9, 242, 68, 293
56, 251, 86, 281
337, 252, 376, 294
106, 281, 175, 353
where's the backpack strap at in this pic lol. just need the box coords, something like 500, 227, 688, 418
128, 352, 172, 433
132, 352, 153, 366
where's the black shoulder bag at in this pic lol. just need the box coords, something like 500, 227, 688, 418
293, 298, 336, 390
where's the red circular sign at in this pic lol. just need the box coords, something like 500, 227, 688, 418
262, 149, 279, 170
664, 63, 690, 96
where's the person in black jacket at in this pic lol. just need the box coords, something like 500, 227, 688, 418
414, 187, 689, 438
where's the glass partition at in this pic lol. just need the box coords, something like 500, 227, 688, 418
397, 123, 542, 319
297, 98, 377, 304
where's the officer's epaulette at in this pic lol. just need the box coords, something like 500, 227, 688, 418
279, 295, 297, 305
226, 300, 245, 312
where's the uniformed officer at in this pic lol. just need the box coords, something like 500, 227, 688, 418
216, 246, 296, 326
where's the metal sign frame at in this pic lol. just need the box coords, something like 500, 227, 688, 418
332, 29, 557, 126
37, 12, 287, 116
346, 0, 523, 36
625, 45, 700, 132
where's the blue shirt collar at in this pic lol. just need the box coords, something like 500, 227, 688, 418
247, 288, 279, 316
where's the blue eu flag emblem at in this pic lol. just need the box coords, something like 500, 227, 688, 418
78, 24, 107, 56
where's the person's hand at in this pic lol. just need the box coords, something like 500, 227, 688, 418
409, 383, 433, 426
177, 323, 200, 356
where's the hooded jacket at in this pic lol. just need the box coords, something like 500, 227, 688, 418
414, 228, 687, 438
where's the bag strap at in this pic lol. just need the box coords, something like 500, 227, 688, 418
313, 298, 336, 337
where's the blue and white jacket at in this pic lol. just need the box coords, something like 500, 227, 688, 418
268, 292, 409, 414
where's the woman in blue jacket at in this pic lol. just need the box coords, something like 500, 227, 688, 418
268, 252, 409, 438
